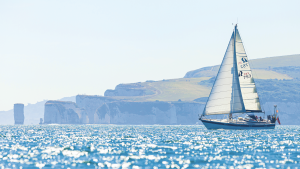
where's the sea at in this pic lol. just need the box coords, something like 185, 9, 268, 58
0, 125, 299, 169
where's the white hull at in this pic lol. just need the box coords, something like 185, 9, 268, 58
200, 119, 275, 130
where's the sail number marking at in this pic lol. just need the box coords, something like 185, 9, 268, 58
238, 58, 249, 69
239, 71, 251, 79
240, 63, 249, 68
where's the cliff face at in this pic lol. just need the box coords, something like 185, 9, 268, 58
43, 95, 299, 125
76, 95, 116, 124
95, 101, 204, 125
70, 95, 205, 125
44, 100, 87, 124
40, 55, 300, 125
173, 102, 204, 125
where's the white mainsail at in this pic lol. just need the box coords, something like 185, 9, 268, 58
203, 25, 262, 116
203, 31, 245, 115
235, 29, 262, 112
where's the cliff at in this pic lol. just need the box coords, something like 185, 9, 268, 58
37, 95, 203, 125
95, 101, 176, 124
0, 96, 76, 125
40, 95, 205, 125
44, 100, 87, 124
93, 100, 204, 125
44, 94, 299, 125
14, 54, 300, 125
76, 95, 117, 124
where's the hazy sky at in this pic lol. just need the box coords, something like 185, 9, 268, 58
0, 0, 299, 110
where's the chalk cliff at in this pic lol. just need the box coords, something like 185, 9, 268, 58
76, 95, 116, 124
94, 101, 204, 125
42, 95, 204, 125
44, 96, 299, 125
40, 55, 300, 125
44, 100, 87, 124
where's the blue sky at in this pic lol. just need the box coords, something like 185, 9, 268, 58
0, 0, 299, 110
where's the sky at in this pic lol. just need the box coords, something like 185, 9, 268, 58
0, 0, 299, 111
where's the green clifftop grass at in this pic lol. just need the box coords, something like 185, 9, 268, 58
110, 77, 211, 102
184, 54, 300, 78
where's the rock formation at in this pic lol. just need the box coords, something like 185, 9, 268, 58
43, 94, 300, 125
40, 55, 300, 125
44, 100, 87, 124
93, 100, 204, 125
14, 103, 24, 124
95, 101, 176, 124
41, 95, 205, 125
39, 118, 43, 124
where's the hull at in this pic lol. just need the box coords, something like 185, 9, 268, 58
200, 119, 275, 130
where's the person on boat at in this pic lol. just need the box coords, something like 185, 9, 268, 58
271, 116, 276, 123
255, 115, 258, 121
229, 114, 232, 121
259, 116, 263, 121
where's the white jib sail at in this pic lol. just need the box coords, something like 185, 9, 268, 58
203, 31, 245, 115
235, 29, 262, 112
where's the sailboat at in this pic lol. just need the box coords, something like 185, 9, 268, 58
199, 25, 278, 129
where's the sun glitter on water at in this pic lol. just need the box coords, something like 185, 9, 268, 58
0, 125, 299, 168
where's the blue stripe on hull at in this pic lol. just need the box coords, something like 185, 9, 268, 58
201, 119, 275, 130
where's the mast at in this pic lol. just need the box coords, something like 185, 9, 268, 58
230, 25, 237, 119
230, 24, 245, 119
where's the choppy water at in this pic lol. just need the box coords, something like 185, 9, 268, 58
0, 125, 299, 168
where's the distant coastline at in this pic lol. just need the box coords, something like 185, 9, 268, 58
2, 54, 300, 125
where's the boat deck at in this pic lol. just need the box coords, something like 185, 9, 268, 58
206, 118, 272, 124
200, 118, 275, 129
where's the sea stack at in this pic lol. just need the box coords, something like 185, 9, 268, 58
14, 103, 24, 125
